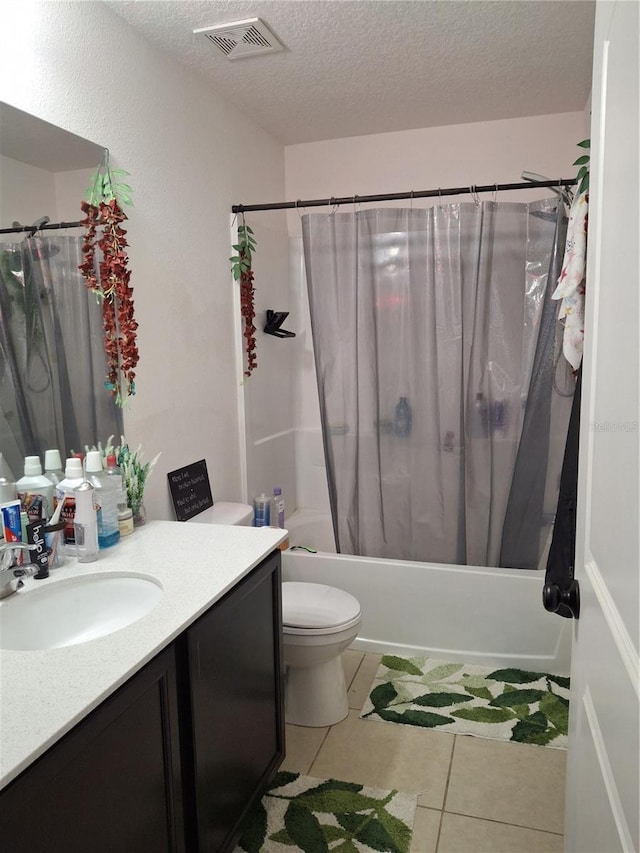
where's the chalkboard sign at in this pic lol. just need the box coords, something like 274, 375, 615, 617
167, 460, 214, 522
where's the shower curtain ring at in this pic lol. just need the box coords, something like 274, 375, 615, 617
296, 199, 304, 220
329, 197, 339, 215
353, 194, 360, 214
438, 188, 442, 206
493, 183, 498, 203
409, 189, 414, 210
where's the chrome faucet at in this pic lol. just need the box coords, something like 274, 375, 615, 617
0, 542, 38, 599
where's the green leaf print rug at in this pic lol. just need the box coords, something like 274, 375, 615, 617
235, 771, 417, 853
361, 656, 570, 749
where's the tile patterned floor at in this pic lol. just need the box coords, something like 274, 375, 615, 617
281, 650, 566, 853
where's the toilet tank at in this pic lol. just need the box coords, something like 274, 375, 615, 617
189, 502, 254, 526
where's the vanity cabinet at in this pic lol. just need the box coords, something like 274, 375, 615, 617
184, 547, 285, 851
0, 644, 184, 852
0, 550, 284, 853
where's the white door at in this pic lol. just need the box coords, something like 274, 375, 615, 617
564, 2, 639, 851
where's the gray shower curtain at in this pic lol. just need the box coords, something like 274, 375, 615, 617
0, 236, 122, 479
302, 201, 575, 567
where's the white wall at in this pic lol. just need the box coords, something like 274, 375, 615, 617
0, 155, 57, 229
241, 209, 296, 517
0, 0, 290, 521
286, 111, 588, 236
285, 111, 588, 513
0, 158, 94, 234
53, 168, 95, 223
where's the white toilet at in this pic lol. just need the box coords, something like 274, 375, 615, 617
282, 582, 361, 727
189, 503, 362, 728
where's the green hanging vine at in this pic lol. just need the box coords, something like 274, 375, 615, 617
79, 150, 139, 406
230, 214, 258, 377
574, 139, 590, 195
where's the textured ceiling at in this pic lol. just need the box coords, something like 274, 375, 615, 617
107, 0, 595, 145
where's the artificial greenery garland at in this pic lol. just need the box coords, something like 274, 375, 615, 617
230, 216, 258, 377
79, 150, 139, 405
574, 139, 590, 195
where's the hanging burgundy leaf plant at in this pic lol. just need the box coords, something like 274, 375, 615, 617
230, 215, 258, 377
79, 150, 139, 406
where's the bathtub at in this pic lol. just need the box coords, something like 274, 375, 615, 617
283, 509, 571, 675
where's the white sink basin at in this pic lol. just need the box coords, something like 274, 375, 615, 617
0, 573, 163, 650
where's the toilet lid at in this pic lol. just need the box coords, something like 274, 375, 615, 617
282, 582, 360, 629
189, 502, 253, 525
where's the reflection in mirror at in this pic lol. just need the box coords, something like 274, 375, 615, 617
0, 103, 123, 481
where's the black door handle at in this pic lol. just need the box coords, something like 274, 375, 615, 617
543, 579, 580, 619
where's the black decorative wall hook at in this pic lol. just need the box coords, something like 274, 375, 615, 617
264, 310, 296, 338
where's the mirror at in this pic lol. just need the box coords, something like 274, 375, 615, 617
0, 103, 122, 482
0, 102, 103, 232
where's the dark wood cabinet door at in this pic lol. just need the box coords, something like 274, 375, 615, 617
0, 645, 185, 853
185, 550, 284, 852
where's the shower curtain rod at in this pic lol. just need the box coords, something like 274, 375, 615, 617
231, 178, 577, 214
0, 220, 83, 236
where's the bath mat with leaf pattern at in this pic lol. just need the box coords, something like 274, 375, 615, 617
234, 771, 417, 853
361, 656, 570, 749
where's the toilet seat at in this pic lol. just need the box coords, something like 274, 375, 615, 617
282, 582, 361, 635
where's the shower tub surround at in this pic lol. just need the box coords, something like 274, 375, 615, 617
284, 510, 570, 675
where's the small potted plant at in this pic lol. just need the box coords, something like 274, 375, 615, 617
105, 436, 160, 527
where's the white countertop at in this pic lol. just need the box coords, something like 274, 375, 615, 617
0, 520, 286, 790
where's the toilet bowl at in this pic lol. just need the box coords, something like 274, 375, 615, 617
282, 581, 361, 727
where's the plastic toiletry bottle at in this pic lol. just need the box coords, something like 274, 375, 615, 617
491, 399, 508, 436
16, 456, 55, 523
254, 493, 271, 527
0, 476, 17, 505
0, 480, 16, 545
118, 506, 134, 537
393, 396, 413, 437
106, 455, 132, 536
73, 481, 98, 563
105, 454, 126, 512
0, 453, 15, 482
43, 449, 64, 487
273, 487, 285, 528
470, 392, 489, 438
55, 458, 85, 546
272, 486, 290, 550
85, 451, 120, 549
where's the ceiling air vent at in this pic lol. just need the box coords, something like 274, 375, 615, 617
194, 18, 284, 60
